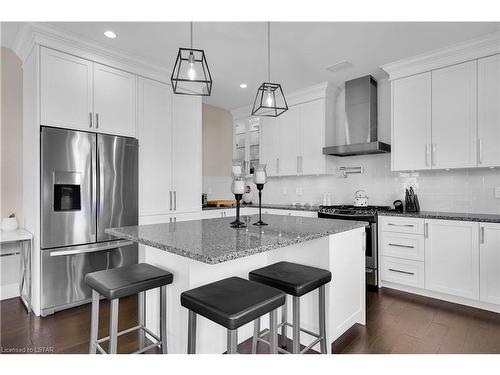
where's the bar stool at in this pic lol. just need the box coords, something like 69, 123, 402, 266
181, 276, 286, 354
85, 263, 173, 354
249, 261, 332, 354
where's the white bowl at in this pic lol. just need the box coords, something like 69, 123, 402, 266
1, 217, 18, 231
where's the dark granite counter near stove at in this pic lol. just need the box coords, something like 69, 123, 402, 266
378, 210, 500, 224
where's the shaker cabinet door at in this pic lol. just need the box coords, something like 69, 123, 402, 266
93, 63, 137, 137
477, 54, 500, 167
41, 47, 94, 131
391, 72, 431, 171
425, 219, 479, 300
431, 61, 477, 169
260, 117, 280, 176
300, 99, 325, 175
479, 223, 500, 305
278, 106, 300, 176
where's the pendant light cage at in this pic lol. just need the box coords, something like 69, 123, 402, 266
171, 23, 213, 96
251, 22, 288, 117
251, 82, 288, 117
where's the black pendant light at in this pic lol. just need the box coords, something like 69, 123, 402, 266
171, 22, 213, 96
251, 22, 288, 117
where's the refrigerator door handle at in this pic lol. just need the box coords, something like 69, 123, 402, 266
90, 135, 97, 241
49, 240, 134, 257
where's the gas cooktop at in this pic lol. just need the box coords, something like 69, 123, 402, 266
318, 205, 391, 217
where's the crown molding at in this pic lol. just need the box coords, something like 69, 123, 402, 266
11, 22, 171, 83
381, 30, 500, 80
230, 81, 340, 119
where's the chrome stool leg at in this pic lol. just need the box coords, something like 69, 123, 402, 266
252, 317, 261, 354
138, 291, 146, 351
269, 309, 278, 354
109, 298, 119, 354
227, 329, 238, 354
160, 285, 168, 354
292, 296, 300, 354
89, 290, 100, 354
281, 300, 287, 348
187, 310, 197, 354
319, 285, 328, 354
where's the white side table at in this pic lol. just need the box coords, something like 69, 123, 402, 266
0, 229, 33, 312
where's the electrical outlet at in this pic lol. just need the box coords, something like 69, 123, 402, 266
282, 187, 287, 195
296, 187, 303, 196
495, 187, 500, 199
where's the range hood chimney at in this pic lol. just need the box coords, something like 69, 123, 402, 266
323, 75, 390, 157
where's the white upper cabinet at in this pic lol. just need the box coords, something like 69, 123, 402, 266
300, 99, 326, 175
278, 106, 300, 175
391, 72, 431, 171
93, 63, 136, 137
477, 54, 500, 167
479, 223, 500, 305
40, 47, 137, 137
260, 117, 280, 176
41, 47, 93, 131
431, 61, 477, 169
172, 94, 202, 213
138, 78, 172, 217
425, 219, 479, 300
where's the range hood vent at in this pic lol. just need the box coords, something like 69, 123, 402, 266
323, 75, 390, 157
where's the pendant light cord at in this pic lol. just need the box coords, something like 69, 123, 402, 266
267, 21, 271, 82
190, 21, 193, 49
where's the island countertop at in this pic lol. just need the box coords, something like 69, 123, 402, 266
106, 214, 367, 264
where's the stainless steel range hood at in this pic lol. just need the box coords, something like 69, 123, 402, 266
323, 75, 391, 157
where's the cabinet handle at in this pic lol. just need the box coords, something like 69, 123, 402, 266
174, 191, 177, 211
480, 226, 485, 244
169, 191, 172, 211
297, 156, 300, 174
277, 158, 280, 174
387, 223, 414, 227
95, 113, 99, 128
431, 144, 436, 166
425, 144, 430, 167
300, 156, 303, 174
478, 139, 483, 164
424, 222, 429, 238
89, 112, 93, 128
388, 243, 414, 249
388, 268, 414, 276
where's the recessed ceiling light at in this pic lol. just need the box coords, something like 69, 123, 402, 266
325, 60, 352, 73
240, 83, 248, 89
104, 30, 117, 39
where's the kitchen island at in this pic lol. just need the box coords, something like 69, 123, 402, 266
107, 214, 367, 353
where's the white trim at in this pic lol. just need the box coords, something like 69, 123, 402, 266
381, 281, 500, 314
12, 22, 171, 84
230, 81, 340, 120
381, 30, 500, 81
0, 283, 19, 301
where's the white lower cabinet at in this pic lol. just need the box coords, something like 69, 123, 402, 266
424, 219, 479, 300
479, 223, 500, 305
381, 256, 425, 288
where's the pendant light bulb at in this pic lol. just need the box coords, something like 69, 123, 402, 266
187, 51, 196, 80
265, 88, 274, 107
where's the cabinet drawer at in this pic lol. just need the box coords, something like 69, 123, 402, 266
379, 216, 424, 234
381, 256, 425, 288
380, 232, 424, 261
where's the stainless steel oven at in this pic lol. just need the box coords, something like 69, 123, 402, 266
40, 127, 139, 316
318, 205, 388, 287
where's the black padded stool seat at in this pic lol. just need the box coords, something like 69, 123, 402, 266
249, 261, 331, 297
181, 277, 285, 330
85, 263, 173, 300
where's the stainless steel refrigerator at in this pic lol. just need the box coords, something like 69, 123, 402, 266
40, 126, 138, 316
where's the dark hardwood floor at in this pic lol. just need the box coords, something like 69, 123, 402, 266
1, 288, 500, 354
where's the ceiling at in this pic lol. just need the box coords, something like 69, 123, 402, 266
2, 22, 499, 110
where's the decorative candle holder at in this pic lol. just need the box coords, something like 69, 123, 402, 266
230, 173, 246, 228
252, 164, 268, 226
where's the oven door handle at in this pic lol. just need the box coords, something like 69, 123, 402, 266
49, 240, 133, 257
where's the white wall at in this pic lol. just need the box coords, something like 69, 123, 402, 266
255, 78, 500, 214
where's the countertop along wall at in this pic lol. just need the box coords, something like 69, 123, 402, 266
0, 47, 23, 223
257, 78, 500, 214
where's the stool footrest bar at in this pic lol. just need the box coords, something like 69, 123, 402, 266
300, 337, 323, 354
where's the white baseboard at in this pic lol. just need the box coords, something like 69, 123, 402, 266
0, 283, 19, 301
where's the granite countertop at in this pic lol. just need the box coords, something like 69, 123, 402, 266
106, 214, 367, 264
378, 210, 500, 223
203, 203, 319, 212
